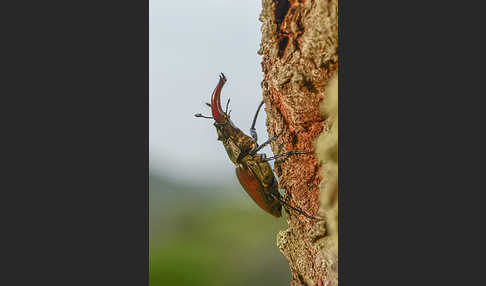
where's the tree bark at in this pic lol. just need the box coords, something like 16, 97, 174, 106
258, 0, 338, 285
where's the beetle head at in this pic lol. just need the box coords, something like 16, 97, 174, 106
209, 73, 257, 164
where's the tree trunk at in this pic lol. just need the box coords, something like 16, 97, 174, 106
258, 0, 338, 285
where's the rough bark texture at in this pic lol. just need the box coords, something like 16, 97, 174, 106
258, 0, 338, 285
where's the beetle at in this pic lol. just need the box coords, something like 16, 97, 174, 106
195, 73, 321, 220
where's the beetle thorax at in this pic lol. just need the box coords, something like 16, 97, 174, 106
214, 119, 256, 165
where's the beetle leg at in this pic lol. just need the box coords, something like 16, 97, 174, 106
276, 142, 285, 156
262, 151, 312, 162
272, 142, 289, 164
250, 100, 264, 142
270, 193, 323, 220
284, 192, 291, 204
250, 132, 281, 155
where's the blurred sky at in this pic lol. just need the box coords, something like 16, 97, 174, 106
150, 0, 274, 185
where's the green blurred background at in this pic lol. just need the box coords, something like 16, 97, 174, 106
150, 174, 290, 286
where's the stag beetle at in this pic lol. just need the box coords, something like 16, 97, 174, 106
195, 73, 321, 220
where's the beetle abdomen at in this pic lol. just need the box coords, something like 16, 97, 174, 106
235, 163, 282, 217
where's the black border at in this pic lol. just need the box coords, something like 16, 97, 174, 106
4, 1, 149, 285
339, 1, 476, 284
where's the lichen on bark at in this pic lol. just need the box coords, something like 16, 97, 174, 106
258, 0, 338, 285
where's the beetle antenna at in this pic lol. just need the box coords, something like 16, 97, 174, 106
195, 113, 214, 119
271, 193, 323, 221
205, 102, 212, 108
